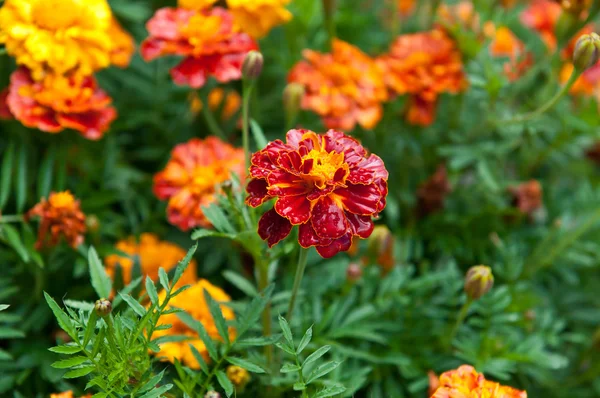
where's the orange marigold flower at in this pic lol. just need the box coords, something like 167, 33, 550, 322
26, 191, 86, 249
178, 0, 218, 9
246, 129, 388, 258
509, 180, 543, 215
288, 39, 388, 131
107, 17, 136, 68
152, 279, 235, 369
377, 29, 467, 126
0, 0, 134, 80
153, 137, 245, 231
50, 392, 91, 398
5, 68, 116, 140
227, 0, 293, 39
520, 0, 562, 51
141, 7, 258, 88
488, 26, 534, 81
431, 365, 527, 398
397, 0, 416, 16
104, 233, 197, 289
417, 164, 452, 217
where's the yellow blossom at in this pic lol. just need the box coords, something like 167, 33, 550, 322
227, 0, 292, 39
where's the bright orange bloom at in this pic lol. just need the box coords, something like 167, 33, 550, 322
153, 279, 235, 369
288, 39, 388, 131
50, 392, 91, 398
178, 0, 218, 9
488, 27, 534, 81
6, 68, 116, 139
520, 0, 562, 50
26, 191, 86, 249
246, 129, 388, 258
104, 233, 197, 289
141, 7, 258, 88
0, 0, 133, 80
190, 88, 242, 121
377, 29, 467, 126
227, 0, 293, 39
153, 137, 245, 231
431, 365, 527, 398
397, 0, 416, 16
509, 180, 543, 215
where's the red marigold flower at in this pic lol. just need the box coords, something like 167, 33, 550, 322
141, 7, 258, 88
26, 191, 87, 250
520, 0, 562, 51
0, 88, 12, 120
153, 137, 245, 231
246, 129, 388, 258
377, 29, 467, 126
509, 180, 543, 215
431, 365, 527, 398
5, 67, 116, 140
287, 39, 388, 131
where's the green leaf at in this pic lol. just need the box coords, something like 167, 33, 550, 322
177, 312, 218, 361
314, 385, 347, 398
0, 305, 8, 311
201, 204, 235, 234
275, 342, 296, 356
171, 243, 197, 287
88, 246, 112, 299
280, 363, 301, 373
250, 119, 268, 148
51, 356, 90, 369
138, 369, 166, 394
278, 315, 293, 347
204, 289, 230, 346
44, 292, 77, 341
63, 366, 95, 379
303, 345, 331, 368
223, 270, 258, 297
158, 268, 169, 292
137, 384, 173, 398
83, 310, 98, 347
306, 361, 341, 384
145, 276, 159, 306
0, 328, 25, 339
112, 276, 142, 308
226, 357, 266, 373
48, 345, 82, 354
15, 144, 27, 213
2, 224, 29, 262
37, 146, 56, 199
190, 229, 233, 240
0, 142, 15, 210
297, 325, 312, 354
0, 348, 12, 360
237, 284, 274, 338
216, 370, 234, 397
236, 334, 282, 348
293, 382, 306, 391
189, 344, 209, 375
118, 293, 146, 317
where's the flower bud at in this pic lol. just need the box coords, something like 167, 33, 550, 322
367, 225, 395, 272
242, 51, 263, 80
226, 365, 250, 388
86, 214, 100, 233
346, 262, 362, 282
573, 32, 600, 72
94, 298, 112, 317
464, 265, 494, 300
283, 83, 304, 124
204, 391, 221, 398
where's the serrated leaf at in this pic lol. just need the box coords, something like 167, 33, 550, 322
44, 292, 77, 341
158, 268, 169, 292
278, 315, 293, 346
15, 144, 27, 213
280, 363, 301, 373
48, 345, 82, 354
303, 345, 331, 368
201, 203, 235, 233
52, 356, 90, 369
137, 384, 173, 398
88, 247, 112, 299
216, 370, 234, 397
0, 142, 15, 210
2, 224, 29, 262
63, 366, 95, 379
306, 361, 341, 384
83, 310, 98, 347
226, 357, 266, 373
118, 293, 146, 317
237, 284, 274, 338
172, 243, 197, 287
250, 119, 268, 148
204, 289, 230, 346
112, 276, 142, 308
222, 270, 258, 297
236, 334, 282, 348
297, 326, 312, 354
314, 385, 347, 398
189, 344, 209, 375
145, 276, 158, 306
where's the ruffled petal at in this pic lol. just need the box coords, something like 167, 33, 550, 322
171, 57, 209, 88
258, 208, 293, 247
267, 170, 310, 196
246, 178, 271, 207
274, 194, 311, 225
310, 196, 348, 240
345, 212, 374, 238
298, 222, 330, 248
332, 183, 382, 215
348, 154, 389, 184
315, 233, 352, 258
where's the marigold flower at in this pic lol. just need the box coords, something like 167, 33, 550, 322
417, 164, 452, 216
509, 180, 543, 215
178, 0, 218, 9
488, 26, 534, 82
288, 40, 388, 131
0, 89, 12, 120
520, 0, 562, 51
104, 233, 197, 289
438, 1, 480, 33
227, 0, 292, 39
153, 279, 235, 369
377, 29, 467, 126
153, 137, 245, 230
26, 191, 86, 250
189, 88, 242, 121
5, 68, 116, 139
431, 365, 527, 398
226, 365, 251, 388
50, 392, 91, 398
246, 129, 388, 258
0, 0, 133, 80
397, 0, 416, 16
141, 7, 258, 88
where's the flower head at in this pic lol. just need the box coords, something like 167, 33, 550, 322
153, 279, 235, 368
0, 0, 133, 80
104, 233, 197, 289
377, 29, 466, 126
6, 67, 116, 139
26, 191, 86, 250
367, 225, 395, 272
227, 0, 292, 39
141, 7, 258, 88
288, 39, 388, 131
94, 298, 112, 317
431, 365, 527, 398
520, 0, 562, 51
464, 265, 494, 300
226, 365, 251, 388
154, 137, 245, 231
246, 129, 388, 258
509, 180, 543, 215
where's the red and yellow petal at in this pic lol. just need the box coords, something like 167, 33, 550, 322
246, 178, 271, 207
274, 195, 311, 225
332, 183, 382, 216
310, 196, 349, 240
348, 154, 388, 185
345, 212, 374, 238
258, 208, 293, 247
267, 170, 310, 197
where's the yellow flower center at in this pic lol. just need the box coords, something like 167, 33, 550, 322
189, 165, 229, 194
32, 0, 81, 30
302, 147, 348, 189
48, 192, 76, 209
183, 15, 230, 53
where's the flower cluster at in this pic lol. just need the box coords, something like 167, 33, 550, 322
0, 0, 133, 138
377, 29, 467, 126
246, 129, 388, 258
288, 39, 388, 131
153, 279, 235, 368
430, 365, 527, 397
26, 191, 87, 249
153, 137, 245, 231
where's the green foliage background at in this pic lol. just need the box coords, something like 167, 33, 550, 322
1, 0, 600, 397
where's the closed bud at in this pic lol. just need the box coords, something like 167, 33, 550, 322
346, 262, 362, 282
283, 83, 304, 123
464, 265, 494, 300
86, 214, 100, 232
204, 392, 221, 398
94, 298, 112, 317
367, 225, 395, 272
242, 51, 263, 80
573, 32, 600, 71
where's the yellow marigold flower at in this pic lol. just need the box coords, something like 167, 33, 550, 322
50, 391, 91, 398
0, 0, 134, 80
152, 279, 235, 369
227, 0, 292, 39
104, 233, 197, 290
178, 0, 218, 9
431, 365, 527, 398
226, 365, 251, 388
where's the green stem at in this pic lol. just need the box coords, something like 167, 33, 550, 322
0, 215, 24, 223
322, 0, 336, 49
295, 353, 308, 398
446, 298, 473, 349
257, 258, 273, 369
242, 80, 255, 173
286, 248, 309, 322
201, 96, 226, 140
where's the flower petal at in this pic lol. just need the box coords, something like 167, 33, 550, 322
274, 194, 311, 225
171, 57, 209, 88
315, 233, 352, 258
346, 212, 374, 238
258, 208, 292, 247
246, 178, 271, 207
298, 222, 330, 248
310, 196, 348, 239
348, 154, 389, 184
332, 183, 382, 215
267, 170, 310, 197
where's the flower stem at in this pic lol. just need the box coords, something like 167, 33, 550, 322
0, 215, 24, 223
446, 298, 472, 349
242, 80, 255, 173
201, 98, 226, 140
286, 247, 309, 322
322, 0, 336, 50
257, 257, 273, 369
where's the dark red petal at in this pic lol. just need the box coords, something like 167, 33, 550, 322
298, 222, 330, 248
171, 57, 208, 88
258, 208, 293, 247
333, 183, 382, 215
310, 196, 348, 239
348, 154, 389, 184
306, 186, 334, 201
274, 195, 311, 225
57, 107, 116, 140
278, 151, 303, 173
0, 89, 12, 120
323, 129, 366, 156
246, 178, 271, 207
346, 212, 374, 238
315, 233, 353, 258
267, 170, 309, 196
